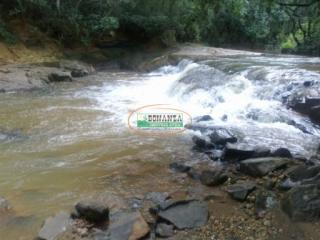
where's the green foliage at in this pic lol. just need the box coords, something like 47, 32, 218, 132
0, 20, 16, 44
0, 0, 319, 54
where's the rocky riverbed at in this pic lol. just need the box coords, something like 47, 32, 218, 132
1, 45, 320, 240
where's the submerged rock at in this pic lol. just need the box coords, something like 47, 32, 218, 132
239, 157, 290, 177
157, 200, 208, 229
200, 169, 228, 186
74, 200, 109, 224
37, 212, 72, 240
227, 181, 256, 202
282, 183, 320, 221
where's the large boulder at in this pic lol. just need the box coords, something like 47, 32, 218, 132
239, 157, 290, 177
37, 212, 72, 240
157, 200, 208, 229
282, 183, 320, 221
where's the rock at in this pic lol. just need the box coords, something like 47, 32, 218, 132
187, 168, 201, 180
208, 128, 237, 145
227, 181, 256, 202
239, 157, 290, 177
157, 200, 208, 229
59, 60, 95, 76
155, 223, 174, 238
93, 211, 149, 240
196, 115, 213, 122
282, 183, 320, 221
288, 165, 320, 182
192, 136, 214, 151
169, 162, 191, 173
74, 200, 109, 224
37, 212, 72, 240
48, 72, 72, 82
224, 143, 270, 161
207, 149, 225, 161
255, 191, 278, 218
0, 197, 10, 211
272, 148, 292, 158
145, 192, 169, 206
310, 105, 320, 124
200, 169, 228, 186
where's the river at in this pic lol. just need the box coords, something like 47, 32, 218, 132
0, 52, 320, 239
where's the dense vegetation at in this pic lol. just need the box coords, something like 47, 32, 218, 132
0, 0, 319, 55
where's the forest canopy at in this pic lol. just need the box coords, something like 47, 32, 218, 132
0, 0, 319, 55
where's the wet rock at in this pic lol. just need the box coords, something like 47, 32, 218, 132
255, 191, 278, 218
207, 149, 225, 161
208, 128, 237, 145
155, 223, 174, 238
278, 178, 299, 191
200, 169, 228, 186
272, 148, 292, 158
74, 200, 109, 224
157, 200, 208, 229
37, 212, 72, 240
310, 105, 320, 124
239, 157, 290, 177
192, 136, 213, 150
227, 181, 256, 202
224, 143, 270, 161
169, 162, 191, 173
197, 115, 213, 122
93, 211, 149, 240
48, 72, 72, 82
282, 183, 320, 221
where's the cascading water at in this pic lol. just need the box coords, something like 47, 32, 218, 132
80, 56, 320, 158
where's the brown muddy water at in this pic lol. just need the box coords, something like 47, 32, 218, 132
1, 54, 320, 239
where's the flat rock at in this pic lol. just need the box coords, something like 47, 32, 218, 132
227, 181, 256, 202
200, 169, 228, 186
37, 212, 72, 240
224, 143, 270, 161
239, 157, 290, 177
157, 200, 208, 229
75, 200, 109, 223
